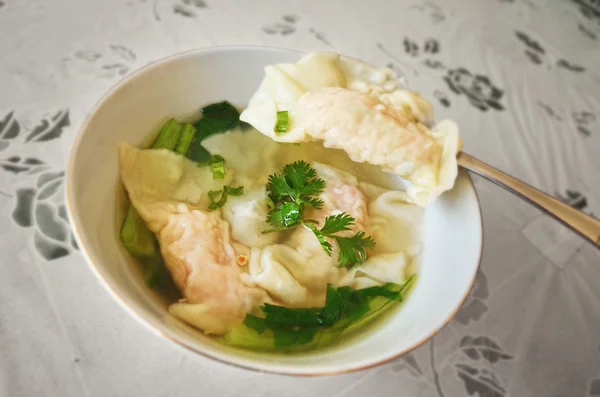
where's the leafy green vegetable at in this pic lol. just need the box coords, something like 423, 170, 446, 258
152, 119, 182, 150
187, 101, 240, 163
207, 184, 244, 211
262, 305, 322, 327
175, 123, 196, 155
274, 110, 289, 134
195, 101, 241, 140
142, 255, 173, 291
222, 276, 417, 352
120, 206, 156, 258
243, 315, 268, 334
187, 139, 212, 163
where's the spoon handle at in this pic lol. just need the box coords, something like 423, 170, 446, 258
457, 152, 600, 248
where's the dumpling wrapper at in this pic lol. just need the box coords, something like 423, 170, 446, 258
119, 144, 266, 334
222, 186, 279, 248
240, 51, 462, 206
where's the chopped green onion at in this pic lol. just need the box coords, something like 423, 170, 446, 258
152, 119, 182, 150
197, 154, 227, 179
208, 189, 228, 211
209, 155, 226, 179
207, 185, 244, 211
208, 189, 224, 203
274, 111, 289, 134
175, 123, 196, 155
224, 185, 244, 196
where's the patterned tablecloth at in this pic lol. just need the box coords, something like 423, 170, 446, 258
1, 0, 600, 396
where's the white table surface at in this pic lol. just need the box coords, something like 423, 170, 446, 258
1, 0, 600, 396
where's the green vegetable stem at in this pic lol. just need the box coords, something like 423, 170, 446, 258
152, 118, 182, 150
175, 123, 196, 155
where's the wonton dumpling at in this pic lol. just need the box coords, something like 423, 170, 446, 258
119, 144, 265, 334
240, 52, 462, 206
368, 191, 424, 256
352, 252, 409, 286
222, 187, 279, 248
249, 247, 310, 305
158, 206, 267, 334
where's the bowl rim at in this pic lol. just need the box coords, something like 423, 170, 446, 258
65, 45, 484, 377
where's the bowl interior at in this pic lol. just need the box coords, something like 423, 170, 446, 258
67, 46, 482, 376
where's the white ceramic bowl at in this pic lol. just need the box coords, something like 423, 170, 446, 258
66, 46, 483, 376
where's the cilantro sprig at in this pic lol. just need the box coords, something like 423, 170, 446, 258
264, 162, 375, 267
265, 161, 325, 230
306, 214, 376, 268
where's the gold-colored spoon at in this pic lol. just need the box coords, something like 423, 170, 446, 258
457, 152, 600, 248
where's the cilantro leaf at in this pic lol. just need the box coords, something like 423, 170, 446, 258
334, 231, 376, 268
268, 161, 325, 207
282, 160, 315, 191
306, 224, 333, 255
319, 213, 355, 236
265, 161, 326, 230
303, 196, 324, 210
267, 173, 295, 199
266, 208, 284, 229
307, 213, 375, 268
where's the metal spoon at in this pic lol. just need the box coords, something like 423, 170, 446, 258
457, 152, 600, 248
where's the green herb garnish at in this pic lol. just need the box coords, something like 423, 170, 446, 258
307, 213, 375, 268
274, 110, 289, 134
207, 184, 244, 211
265, 161, 325, 230
263, 162, 375, 267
